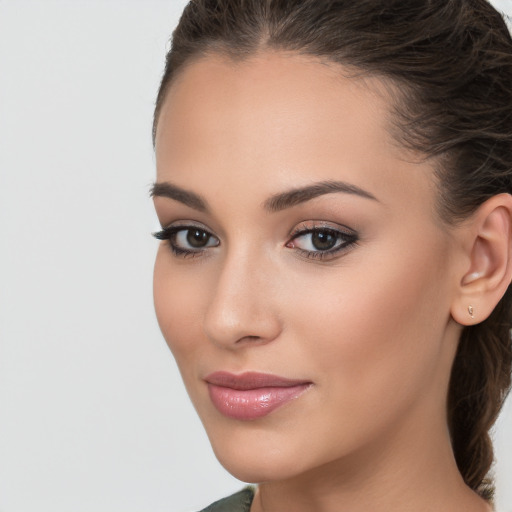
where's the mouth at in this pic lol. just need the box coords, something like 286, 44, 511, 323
204, 371, 312, 421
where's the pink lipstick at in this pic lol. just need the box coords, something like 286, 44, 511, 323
205, 371, 312, 421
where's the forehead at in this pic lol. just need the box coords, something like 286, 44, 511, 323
154, 52, 436, 214
155, 51, 396, 155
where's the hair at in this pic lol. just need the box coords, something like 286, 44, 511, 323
153, 0, 512, 500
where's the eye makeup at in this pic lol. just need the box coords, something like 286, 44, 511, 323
153, 224, 220, 258
153, 220, 359, 261
286, 221, 359, 261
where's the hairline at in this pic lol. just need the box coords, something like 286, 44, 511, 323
152, 46, 450, 225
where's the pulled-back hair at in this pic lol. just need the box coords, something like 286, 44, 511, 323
153, 0, 512, 500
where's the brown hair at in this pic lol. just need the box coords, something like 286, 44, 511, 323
153, 0, 512, 500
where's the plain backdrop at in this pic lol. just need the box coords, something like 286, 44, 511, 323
0, 1, 511, 511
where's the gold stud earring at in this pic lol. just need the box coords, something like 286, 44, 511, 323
468, 305, 474, 318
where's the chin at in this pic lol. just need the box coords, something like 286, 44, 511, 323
204, 419, 341, 484
213, 444, 300, 483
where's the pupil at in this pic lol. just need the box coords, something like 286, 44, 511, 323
187, 229, 209, 248
312, 230, 337, 250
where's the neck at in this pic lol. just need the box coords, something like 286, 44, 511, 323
250, 409, 491, 512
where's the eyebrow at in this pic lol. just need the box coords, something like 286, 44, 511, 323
264, 180, 378, 212
150, 179, 378, 213
150, 181, 208, 212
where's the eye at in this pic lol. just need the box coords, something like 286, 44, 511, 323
175, 228, 217, 249
286, 224, 358, 260
153, 224, 219, 257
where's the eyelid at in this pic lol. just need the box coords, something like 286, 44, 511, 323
289, 220, 357, 238
152, 219, 358, 261
287, 221, 359, 261
152, 221, 220, 258
153, 219, 215, 238
160, 219, 211, 231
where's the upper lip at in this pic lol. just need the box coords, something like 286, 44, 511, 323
205, 371, 311, 390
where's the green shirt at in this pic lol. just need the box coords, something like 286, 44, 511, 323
199, 487, 255, 512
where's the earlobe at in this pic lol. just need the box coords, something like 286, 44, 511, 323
451, 193, 512, 326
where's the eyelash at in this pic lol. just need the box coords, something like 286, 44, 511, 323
152, 223, 358, 261
287, 223, 358, 260
152, 225, 218, 259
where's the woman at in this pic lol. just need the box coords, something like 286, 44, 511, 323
151, 1, 512, 511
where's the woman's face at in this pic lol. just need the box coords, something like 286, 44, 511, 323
153, 53, 463, 483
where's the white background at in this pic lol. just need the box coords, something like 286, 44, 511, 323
0, 1, 511, 511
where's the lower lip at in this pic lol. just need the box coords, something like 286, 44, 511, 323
207, 383, 311, 421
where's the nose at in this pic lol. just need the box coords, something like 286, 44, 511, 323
203, 249, 282, 349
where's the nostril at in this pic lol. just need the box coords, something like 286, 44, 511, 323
237, 335, 263, 344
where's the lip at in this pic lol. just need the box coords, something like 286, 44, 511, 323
205, 371, 312, 421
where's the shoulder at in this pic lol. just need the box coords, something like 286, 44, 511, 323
197, 487, 255, 512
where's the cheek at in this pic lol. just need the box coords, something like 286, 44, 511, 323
153, 247, 207, 369
284, 234, 451, 415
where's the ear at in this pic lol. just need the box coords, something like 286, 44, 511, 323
451, 193, 512, 326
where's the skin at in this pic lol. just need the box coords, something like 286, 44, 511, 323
152, 52, 510, 511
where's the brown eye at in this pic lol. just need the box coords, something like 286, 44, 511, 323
152, 225, 220, 256
172, 227, 219, 251
288, 226, 358, 261
186, 228, 212, 248
311, 230, 338, 251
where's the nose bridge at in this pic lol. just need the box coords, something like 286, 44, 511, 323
203, 243, 281, 348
